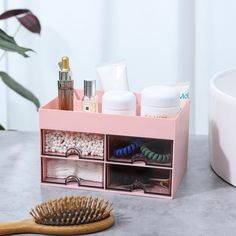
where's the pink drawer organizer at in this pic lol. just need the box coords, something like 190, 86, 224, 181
39, 89, 190, 199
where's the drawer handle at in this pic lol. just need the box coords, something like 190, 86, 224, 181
65, 175, 81, 186
65, 147, 81, 158
131, 154, 147, 164
130, 180, 146, 192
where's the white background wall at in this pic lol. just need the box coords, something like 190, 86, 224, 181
1, 0, 236, 134
0, 1, 8, 129
195, 0, 236, 134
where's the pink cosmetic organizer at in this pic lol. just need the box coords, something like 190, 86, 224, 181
39, 89, 190, 199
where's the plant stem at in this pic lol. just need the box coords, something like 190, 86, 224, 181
0, 24, 21, 62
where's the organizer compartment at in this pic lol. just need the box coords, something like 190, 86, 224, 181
107, 135, 172, 167
42, 157, 104, 188
42, 129, 104, 160
106, 164, 171, 196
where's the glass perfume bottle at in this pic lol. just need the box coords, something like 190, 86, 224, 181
58, 56, 74, 110
82, 80, 98, 112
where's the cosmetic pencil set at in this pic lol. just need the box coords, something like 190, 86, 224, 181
39, 56, 190, 199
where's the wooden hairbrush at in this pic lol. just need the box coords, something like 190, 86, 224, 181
0, 195, 115, 235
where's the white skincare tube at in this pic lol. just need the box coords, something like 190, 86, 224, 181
168, 82, 190, 108
96, 60, 129, 91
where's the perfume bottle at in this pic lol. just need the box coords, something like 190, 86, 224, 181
82, 80, 98, 112
58, 56, 74, 110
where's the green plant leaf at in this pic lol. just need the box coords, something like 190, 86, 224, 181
0, 124, 5, 130
0, 28, 33, 57
0, 71, 40, 109
0, 28, 15, 44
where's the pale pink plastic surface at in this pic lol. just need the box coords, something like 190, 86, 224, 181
39, 89, 190, 199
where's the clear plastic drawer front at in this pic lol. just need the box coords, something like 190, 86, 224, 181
107, 135, 173, 167
106, 164, 171, 196
42, 158, 104, 188
42, 129, 104, 160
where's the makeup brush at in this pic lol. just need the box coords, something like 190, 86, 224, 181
0, 195, 114, 235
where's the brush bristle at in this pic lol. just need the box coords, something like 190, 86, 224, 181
30, 196, 113, 226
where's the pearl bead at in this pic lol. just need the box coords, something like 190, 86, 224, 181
45, 131, 104, 158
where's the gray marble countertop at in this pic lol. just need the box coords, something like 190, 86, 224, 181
0, 131, 235, 236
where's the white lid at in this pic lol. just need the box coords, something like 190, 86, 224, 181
141, 86, 180, 108
102, 90, 136, 111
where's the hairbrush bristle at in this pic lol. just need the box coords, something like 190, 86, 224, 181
30, 196, 113, 226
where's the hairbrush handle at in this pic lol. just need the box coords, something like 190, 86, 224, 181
0, 214, 115, 235
0, 219, 36, 235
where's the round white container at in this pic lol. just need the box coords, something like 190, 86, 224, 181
209, 68, 236, 186
102, 90, 136, 116
141, 86, 180, 118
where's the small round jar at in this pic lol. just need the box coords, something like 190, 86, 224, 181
102, 90, 136, 116
141, 86, 180, 118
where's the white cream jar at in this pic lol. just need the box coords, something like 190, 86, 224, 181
141, 86, 180, 118
102, 90, 136, 116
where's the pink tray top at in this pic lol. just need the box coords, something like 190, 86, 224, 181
39, 90, 190, 140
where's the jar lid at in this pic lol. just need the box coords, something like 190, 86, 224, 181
141, 86, 180, 108
102, 90, 136, 111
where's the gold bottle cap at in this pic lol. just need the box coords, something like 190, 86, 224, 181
58, 56, 72, 81
60, 56, 70, 72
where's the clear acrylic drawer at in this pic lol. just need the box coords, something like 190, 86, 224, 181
106, 164, 171, 196
42, 129, 104, 160
42, 157, 104, 188
107, 135, 173, 167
